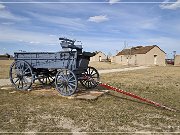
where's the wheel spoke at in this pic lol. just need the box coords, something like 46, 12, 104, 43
22, 79, 27, 87
69, 82, 76, 87
91, 72, 97, 76
68, 80, 76, 83
45, 77, 47, 84
48, 77, 51, 82
14, 78, 20, 84
23, 77, 28, 83
60, 85, 65, 92
68, 85, 73, 92
67, 72, 70, 80
87, 81, 90, 88
68, 75, 74, 81
90, 69, 94, 75
23, 67, 29, 73
57, 83, 63, 88
21, 80, 23, 88
49, 76, 54, 80
24, 71, 31, 75
85, 81, 88, 86
17, 80, 21, 88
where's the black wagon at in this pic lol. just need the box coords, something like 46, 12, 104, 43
9, 38, 100, 96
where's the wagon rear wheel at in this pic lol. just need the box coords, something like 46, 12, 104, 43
80, 67, 99, 89
38, 70, 56, 85
10, 61, 33, 90
55, 69, 77, 96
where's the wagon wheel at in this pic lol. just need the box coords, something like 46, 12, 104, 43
80, 67, 100, 89
55, 69, 77, 96
9, 60, 33, 90
38, 70, 56, 85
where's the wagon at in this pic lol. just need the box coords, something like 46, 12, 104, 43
9, 38, 100, 96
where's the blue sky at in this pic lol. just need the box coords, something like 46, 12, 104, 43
0, 0, 180, 58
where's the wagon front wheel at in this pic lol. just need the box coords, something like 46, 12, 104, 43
55, 69, 77, 96
10, 61, 33, 90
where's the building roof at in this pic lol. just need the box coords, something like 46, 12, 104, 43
116, 45, 165, 56
94, 51, 106, 56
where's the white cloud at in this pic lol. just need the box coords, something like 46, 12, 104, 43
109, 0, 121, 5
0, 10, 29, 21
28, 12, 86, 31
0, 4, 5, 9
88, 15, 109, 23
160, 0, 180, 10
1, 22, 15, 25
0, 26, 59, 45
137, 18, 159, 30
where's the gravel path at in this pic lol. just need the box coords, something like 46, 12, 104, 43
0, 66, 149, 87
0, 79, 11, 87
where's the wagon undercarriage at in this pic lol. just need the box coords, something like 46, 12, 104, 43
10, 38, 100, 96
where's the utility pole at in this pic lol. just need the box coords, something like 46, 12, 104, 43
124, 41, 127, 49
173, 51, 176, 59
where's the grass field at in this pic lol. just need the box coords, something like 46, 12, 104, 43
89, 61, 131, 70
0, 64, 180, 133
0, 60, 13, 79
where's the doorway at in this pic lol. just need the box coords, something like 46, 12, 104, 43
154, 55, 157, 65
99, 56, 102, 62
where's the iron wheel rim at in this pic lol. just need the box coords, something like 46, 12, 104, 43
55, 69, 77, 96
9, 60, 33, 90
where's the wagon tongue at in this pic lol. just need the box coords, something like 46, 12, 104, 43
98, 82, 178, 112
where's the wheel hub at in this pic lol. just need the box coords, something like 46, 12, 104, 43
62, 79, 68, 86
17, 70, 24, 79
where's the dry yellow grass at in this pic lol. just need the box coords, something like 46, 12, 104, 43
89, 61, 132, 70
0, 60, 13, 79
0, 66, 179, 133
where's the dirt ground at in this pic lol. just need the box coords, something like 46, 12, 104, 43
0, 66, 180, 133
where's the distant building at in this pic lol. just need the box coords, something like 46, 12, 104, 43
174, 55, 180, 66
90, 51, 107, 62
0, 54, 13, 60
113, 45, 166, 66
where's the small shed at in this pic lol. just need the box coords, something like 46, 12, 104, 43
114, 45, 166, 66
90, 51, 107, 62
174, 55, 180, 66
